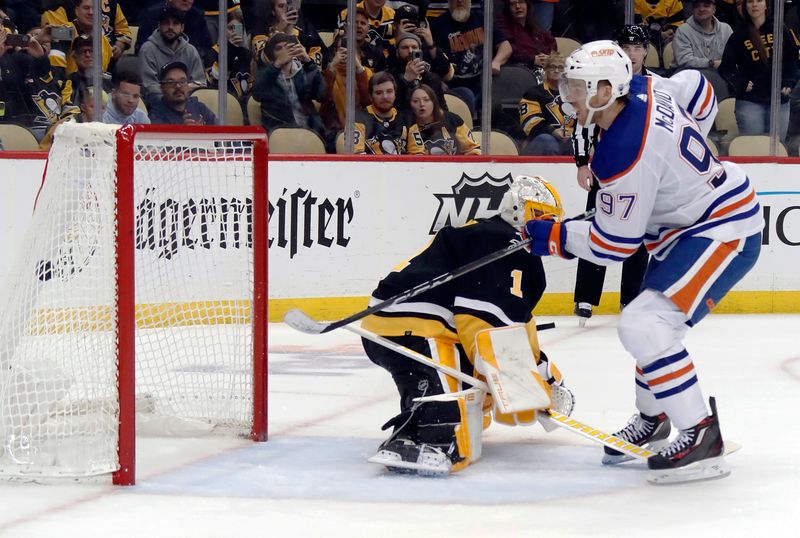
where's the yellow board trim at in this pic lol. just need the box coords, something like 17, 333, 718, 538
268, 291, 800, 322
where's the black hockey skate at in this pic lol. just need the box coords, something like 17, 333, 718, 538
602, 412, 671, 465
367, 437, 456, 476
574, 302, 592, 327
647, 397, 729, 484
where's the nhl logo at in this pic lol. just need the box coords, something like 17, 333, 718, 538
429, 172, 513, 234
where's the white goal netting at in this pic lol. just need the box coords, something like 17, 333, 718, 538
0, 123, 263, 479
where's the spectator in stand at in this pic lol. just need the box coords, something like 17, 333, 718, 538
496, 0, 557, 69
353, 71, 407, 154
206, 9, 253, 103
390, 32, 453, 116
634, 0, 685, 52
355, 6, 387, 72
672, 1, 732, 71
40, 85, 106, 150
431, 0, 512, 117
140, 6, 206, 108
103, 70, 150, 125
320, 33, 372, 138
196, 0, 243, 37
0, 20, 64, 140
251, 32, 325, 134
60, 34, 112, 116
518, 51, 574, 155
136, 0, 212, 61
149, 61, 217, 125
532, 0, 559, 32
718, 0, 799, 141
45, 0, 113, 77
42, 0, 132, 60
406, 84, 480, 155
338, 0, 395, 51
253, 0, 326, 70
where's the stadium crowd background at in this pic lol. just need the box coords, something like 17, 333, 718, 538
0, 0, 797, 156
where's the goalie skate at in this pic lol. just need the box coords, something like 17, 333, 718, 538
368, 438, 453, 476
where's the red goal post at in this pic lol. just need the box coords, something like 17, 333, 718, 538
115, 125, 269, 485
0, 124, 268, 486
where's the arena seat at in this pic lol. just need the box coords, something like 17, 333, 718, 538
713, 97, 738, 152
472, 131, 519, 156
190, 89, 245, 125
662, 42, 674, 70
246, 95, 261, 126
444, 93, 473, 129
705, 137, 719, 157
555, 37, 581, 57
269, 127, 326, 154
125, 26, 138, 55
645, 43, 660, 69
0, 124, 40, 151
728, 135, 788, 157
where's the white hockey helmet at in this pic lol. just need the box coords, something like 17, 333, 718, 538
559, 40, 632, 124
499, 175, 564, 229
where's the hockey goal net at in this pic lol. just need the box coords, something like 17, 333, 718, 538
0, 123, 268, 485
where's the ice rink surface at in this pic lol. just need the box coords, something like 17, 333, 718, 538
1, 314, 798, 537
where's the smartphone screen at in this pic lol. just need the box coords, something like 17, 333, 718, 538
6, 34, 30, 47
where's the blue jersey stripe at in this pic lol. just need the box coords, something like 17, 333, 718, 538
589, 248, 629, 262
642, 348, 689, 374
593, 221, 645, 244
644, 179, 751, 241
654, 376, 698, 400
687, 80, 705, 113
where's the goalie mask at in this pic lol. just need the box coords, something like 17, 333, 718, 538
499, 175, 564, 229
558, 40, 632, 126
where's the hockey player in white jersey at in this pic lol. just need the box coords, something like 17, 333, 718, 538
571, 25, 718, 326
526, 41, 762, 483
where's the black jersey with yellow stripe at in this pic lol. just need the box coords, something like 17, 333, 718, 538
519, 82, 575, 139
354, 105, 407, 154
362, 215, 546, 361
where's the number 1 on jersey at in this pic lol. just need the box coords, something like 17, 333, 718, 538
510, 269, 523, 298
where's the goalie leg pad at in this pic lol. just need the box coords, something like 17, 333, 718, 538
474, 325, 551, 416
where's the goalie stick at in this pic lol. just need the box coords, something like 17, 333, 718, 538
343, 325, 696, 462
283, 210, 596, 334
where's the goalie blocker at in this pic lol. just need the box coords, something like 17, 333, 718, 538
361, 176, 573, 476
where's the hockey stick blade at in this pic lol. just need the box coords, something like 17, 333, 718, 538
283, 308, 329, 334
281, 209, 596, 335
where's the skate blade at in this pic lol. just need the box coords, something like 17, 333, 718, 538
647, 455, 731, 485
577, 317, 587, 328
367, 451, 451, 477
602, 439, 669, 466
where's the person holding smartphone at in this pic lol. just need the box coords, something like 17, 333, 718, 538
320, 29, 372, 136
206, 9, 253, 103
0, 22, 60, 137
252, 0, 326, 71
390, 32, 451, 117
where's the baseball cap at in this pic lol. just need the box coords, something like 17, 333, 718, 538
159, 60, 188, 81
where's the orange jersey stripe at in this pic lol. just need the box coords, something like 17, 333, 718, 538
697, 84, 714, 117
710, 190, 756, 220
669, 239, 741, 314
647, 362, 695, 386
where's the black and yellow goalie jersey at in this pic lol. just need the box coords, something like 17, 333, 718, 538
518, 82, 575, 140
354, 105, 407, 154
361, 215, 546, 362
